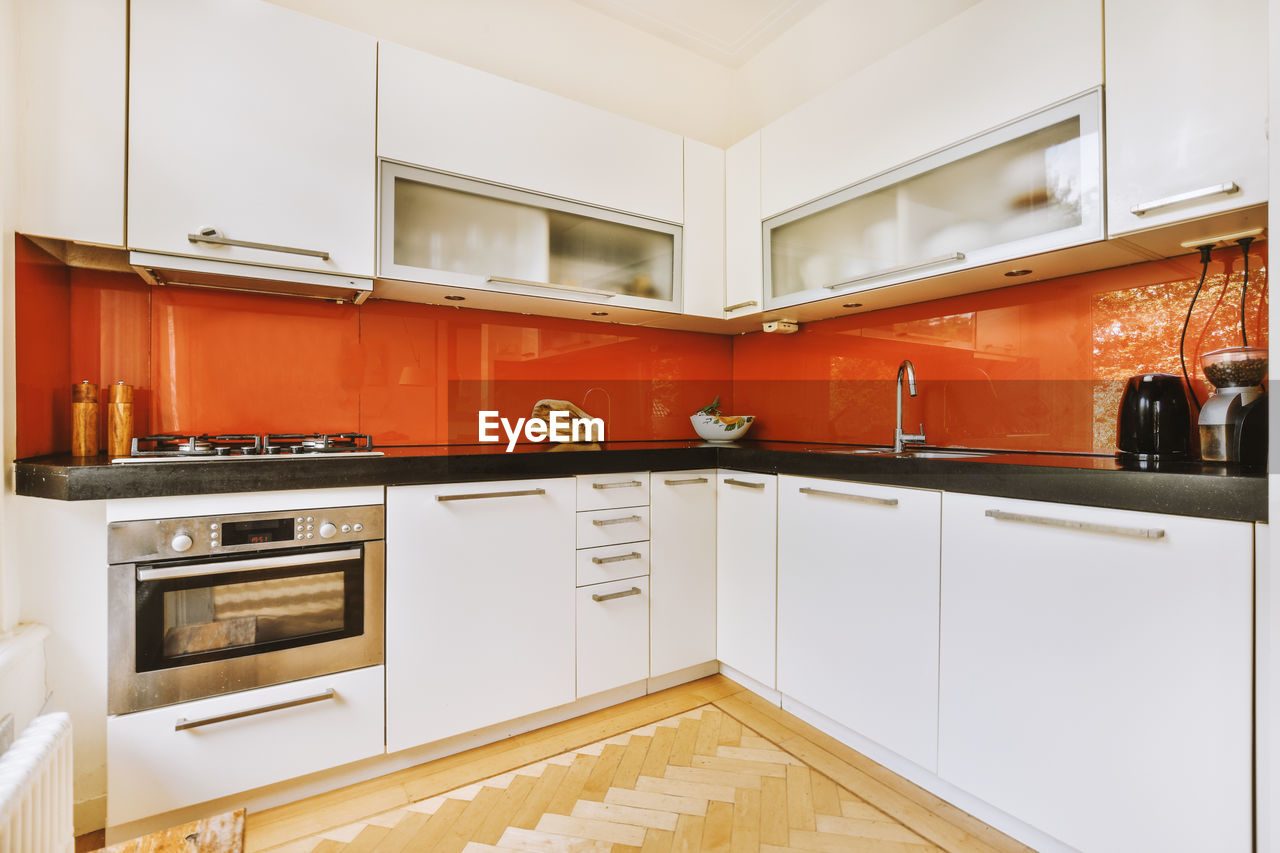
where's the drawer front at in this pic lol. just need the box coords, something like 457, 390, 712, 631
577, 578, 650, 697
576, 473, 650, 511
577, 542, 650, 587
107, 666, 384, 826
577, 506, 651, 549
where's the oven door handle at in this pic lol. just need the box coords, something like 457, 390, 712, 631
136, 548, 363, 582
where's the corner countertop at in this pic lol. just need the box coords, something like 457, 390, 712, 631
14, 440, 1267, 522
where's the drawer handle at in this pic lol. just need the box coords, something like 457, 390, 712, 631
724, 300, 759, 312
664, 477, 709, 486
488, 275, 618, 299
592, 480, 643, 490
825, 252, 964, 290
724, 478, 766, 489
984, 509, 1165, 540
188, 227, 330, 260
174, 688, 336, 731
592, 551, 642, 565
592, 514, 642, 527
592, 586, 642, 602
1130, 182, 1239, 216
798, 486, 898, 506
436, 488, 546, 502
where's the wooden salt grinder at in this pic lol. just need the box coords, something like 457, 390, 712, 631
71, 380, 99, 457
107, 381, 134, 457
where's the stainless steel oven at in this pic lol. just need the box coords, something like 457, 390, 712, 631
108, 504, 384, 715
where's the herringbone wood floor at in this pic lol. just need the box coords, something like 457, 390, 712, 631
245, 677, 1032, 853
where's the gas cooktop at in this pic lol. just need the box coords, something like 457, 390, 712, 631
111, 432, 384, 463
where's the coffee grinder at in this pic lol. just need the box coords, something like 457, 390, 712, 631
1198, 346, 1268, 463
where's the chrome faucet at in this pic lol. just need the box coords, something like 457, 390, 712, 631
894, 359, 927, 453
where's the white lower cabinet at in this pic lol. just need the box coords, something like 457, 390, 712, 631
107, 666, 384, 826
716, 471, 777, 688
777, 476, 941, 771
577, 578, 650, 698
385, 479, 576, 753
650, 470, 717, 677
938, 493, 1252, 853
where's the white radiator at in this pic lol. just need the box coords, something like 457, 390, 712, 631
0, 713, 73, 853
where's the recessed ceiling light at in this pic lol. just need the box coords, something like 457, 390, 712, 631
443, 295, 466, 301
842, 302, 863, 308
1004, 269, 1033, 277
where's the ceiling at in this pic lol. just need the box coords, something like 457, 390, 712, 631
265, 0, 980, 148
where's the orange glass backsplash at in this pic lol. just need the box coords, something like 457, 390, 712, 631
14, 236, 1268, 457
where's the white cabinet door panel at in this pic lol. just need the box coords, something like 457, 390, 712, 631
682, 139, 726, 318
577, 578, 650, 697
939, 493, 1252, 853
1105, 0, 1267, 235
716, 471, 777, 687
128, 0, 376, 275
724, 132, 764, 318
378, 42, 683, 223
386, 479, 575, 752
576, 472, 650, 511
650, 470, 717, 677
778, 477, 940, 771
577, 507, 651, 549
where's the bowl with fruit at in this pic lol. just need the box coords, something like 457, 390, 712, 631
690, 397, 755, 442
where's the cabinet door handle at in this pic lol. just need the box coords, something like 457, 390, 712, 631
984, 509, 1165, 540
825, 252, 965, 291
798, 486, 897, 506
592, 480, 643, 490
488, 275, 618, 299
436, 488, 546, 502
592, 551, 642, 565
175, 688, 336, 731
592, 586, 642, 602
188, 228, 330, 260
724, 300, 759, 312
1130, 182, 1239, 216
592, 514, 642, 527
724, 478, 766, 489
664, 477, 709, 486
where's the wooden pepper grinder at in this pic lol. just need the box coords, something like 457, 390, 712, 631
71, 380, 99, 457
107, 381, 134, 457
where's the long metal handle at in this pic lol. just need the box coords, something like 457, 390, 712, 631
798, 486, 898, 507
436, 488, 546, 502
1130, 182, 1239, 215
487, 275, 618, 299
137, 548, 361, 582
175, 688, 336, 731
664, 477, 709, 486
592, 586, 642, 602
188, 229, 330, 260
984, 509, 1165, 540
825, 252, 965, 290
592, 551, 642, 565
592, 514, 642, 527
592, 480, 643, 490
724, 478, 766, 489
724, 300, 759, 312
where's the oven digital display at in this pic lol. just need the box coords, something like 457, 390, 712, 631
221, 517, 295, 546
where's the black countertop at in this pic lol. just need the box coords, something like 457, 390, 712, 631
14, 440, 1268, 522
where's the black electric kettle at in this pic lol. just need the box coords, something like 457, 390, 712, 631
1116, 373, 1193, 458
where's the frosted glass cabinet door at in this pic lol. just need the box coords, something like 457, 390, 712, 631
764, 90, 1101, 310
380, 163, 682, 311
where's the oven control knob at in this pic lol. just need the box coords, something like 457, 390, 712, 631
170, 533, 194, 553
319, 522, 338, 539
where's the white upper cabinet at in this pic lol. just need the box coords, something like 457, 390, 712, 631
128, 0, 376, 276
764, 91, 1103, 312
16, 0, 125, 246
724, 132, 764, 318
378, 42, 683, 224
759, 0, 1102, 219
682, 140, 726, 319
1104, 0, 1268, 237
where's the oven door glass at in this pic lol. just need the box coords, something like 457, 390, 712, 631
134, 546, 365, 673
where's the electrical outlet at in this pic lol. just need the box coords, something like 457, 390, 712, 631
762, 321, 799, 334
